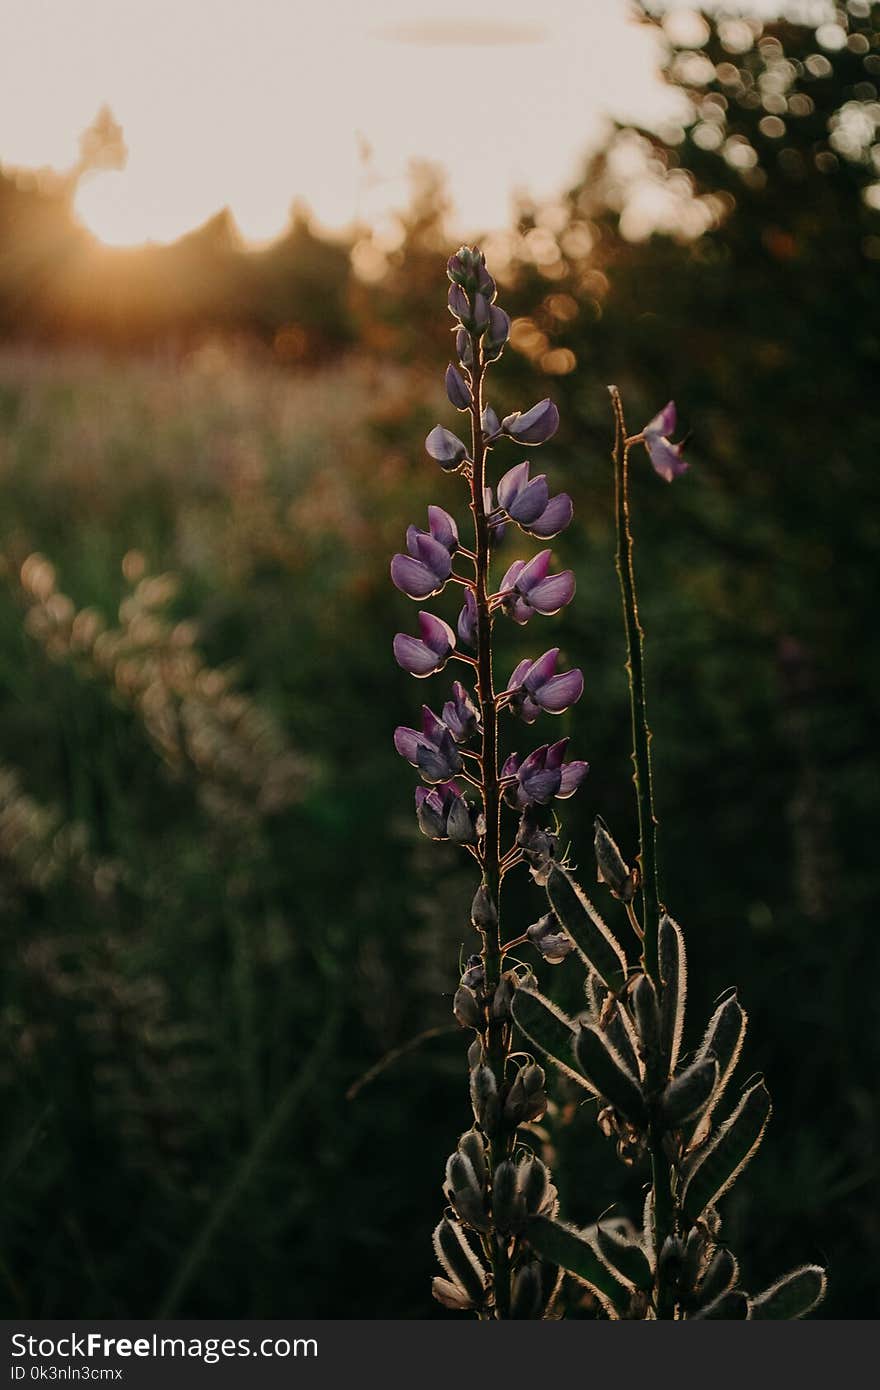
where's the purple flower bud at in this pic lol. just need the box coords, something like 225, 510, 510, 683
394, 611, 456, 677
505, 648, 584, 723
483, 305, 510, 362
497, 462, 549, 526
498, 550, 576, 625
500, 397, 556, 444
502, 738, 588, 807
456, 327, 473, 369
447, 283, 470, 322
391, 530, 453, 600
471, 292, 490, 335
415, 780, 476, 841
445, 363, 472, 411
476, 261, 496, 300
395, 705, 463, 783
528, 492, 573, 539
643, 401, 689, 482
425, 425, 468, 470
447, 253, 468, 286
482, 404, 500, 438
442, 681, 480, 742
457, 589, 477, 647
502, 399, 559, 446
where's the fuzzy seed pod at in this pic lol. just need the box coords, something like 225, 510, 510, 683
574, 1023, 648, 1128
453, 984, 482, 1031
503, 1062, 548, 1125
433, 1217, 488, 1306
510, 1262, 545, 1319
491, 1159, 525, 1233
457, 1128, 487, 1189
470, 884, 497, 930
631, 974, 664, 1092
469, 1064, 500, 1134
594, 817, 635, 902
661, 1056, 719, 1129
492, 971, 516, 1019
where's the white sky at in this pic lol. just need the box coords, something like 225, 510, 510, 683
0, 0, 810, 245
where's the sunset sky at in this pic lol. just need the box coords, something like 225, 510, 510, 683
1, 0, 806, 246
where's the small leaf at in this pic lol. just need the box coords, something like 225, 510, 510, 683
691, 1289, 750, 1320
681, 1079, 771, 1225
546, 865, 627, 992
574, 1024, 648, 1127
661, 1057, 719, 1129
526, 1216, 628, 1311
749, 1265, 827, 1320
658, 913, 686, 1071
595, 1223, 654, 1291
511, 987, 592, 1091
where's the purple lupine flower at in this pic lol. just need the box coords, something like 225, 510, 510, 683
505, 648, 584, 724
496, 462, 573, 539
415, 780, 480, 843
498, 550, 575, 625
643, 401, 689, 482
394, 612, 456, 677
457, 589, 477, 647
448, 284, 470, 321
391, 506, 458, 599
501, 399, 559, 446
482, 405, 501, 438
502, 738, 589, 807
445, 364, 472, 411
442, 681, 480, 742
395, 705, 463, 783
426, 425, 469, 470
484, 305, 510, 363
455, 326, 473, 368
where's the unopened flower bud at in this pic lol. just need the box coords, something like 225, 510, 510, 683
456, 326, 473, 368
594, 816, 635, 902
482, 404, 501, 437
425, 425, 468, 470
491, 1159, 526, 1233
470, 884, 497, 930
502, 398, 559, 446
447, 794, 479, 844
527, 911, 573, 965
445, 363, 472, 411
492, 971, 516, 1019
453, 984, 482, 1030
448, 283, 470, 322
483, 304, 510, 362
460, 953, 485, 992
471, 292, 490, 335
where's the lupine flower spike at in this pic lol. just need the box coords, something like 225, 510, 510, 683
391, 256, 824, 1321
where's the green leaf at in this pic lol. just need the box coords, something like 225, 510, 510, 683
691, 1289, 750, 1319
750, 1265, 827, 1320
546, 866, 627, 992
574, 1023, 648, 1127
681, 1079, 771, 1225
595, 1224, 654, 1291
526, 1216, 628, 1310
511, 987, 592, 1090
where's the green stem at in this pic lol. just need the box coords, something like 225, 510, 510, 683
469, 339, 511, 1320
609, 386, 674, 1316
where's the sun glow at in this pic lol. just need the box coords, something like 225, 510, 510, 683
1, 0, 692, 249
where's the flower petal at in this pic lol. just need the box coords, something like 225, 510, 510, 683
497, 461, 530, 513
646, 436, 688, 483
393, 634, 441, 677
391, 554, 444, 600
393, 726, 423, 764
514, 549, 553, 595
418, 611, 456, 657
522, 648, 559, 692
528, 493, 573, 539
428, 505, 459, 552
557, 760, 590, 798
508, 476, 550, 526
535, 668, 583, 713
526, 570, 576, 615
645, 400, 676, 440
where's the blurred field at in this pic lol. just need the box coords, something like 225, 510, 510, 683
1, 6, 879, 1319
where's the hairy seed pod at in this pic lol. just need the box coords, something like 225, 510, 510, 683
453, 984, 482, 1030
657, 1234, 685, 1293
445, 1151, 490, 1231
696, 1246, 738, 1307
689, 988, 747, 1146
658, 913, 687, 1072
510, 1262, 545, 1319
469, 1064, 500, 1135
680, 1225, 709, 1300
457, 1128, 487, 1189
749, 1265, 827, 1320
518, 1155, 553, 1216
682, 1080, 771, 1225
594, 816, 635, 902
691, 1289, 749, 1320
492, 1159, 526, 1233
631, 974, 664, 1092
546, 865, 627, 992
602, 1000, 641, 1079
433, 1217, 488, 1305
596, 1224, 654, 1292
492, 971, 516, 1020
467, 1037, 483, 1069
661, 1056, 719, 1129
504, 1062, 548, 1125
510, 987, 591, 1091
574, 1023, 648, 1128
